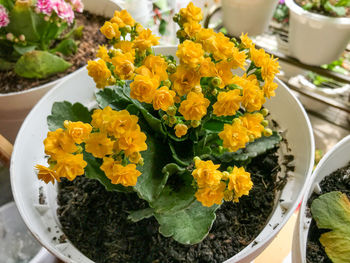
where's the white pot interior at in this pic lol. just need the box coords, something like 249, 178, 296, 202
11, 46, 314, 263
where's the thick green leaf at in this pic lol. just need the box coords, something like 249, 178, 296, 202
150, 164, 196, 213
133, 132, 172, 203
0, 58, 14, 70
218, 132, 281, 163
169, 140, 194, 166
155, 201, 219, 245
84, 151, 133, 192
128, 208, 154, 222
15, 51, 71, 79
51, 39, 78, 56
47, 101, 92, 131
324, 2, 346, 16
96, 86, 131, 109
336, 0, 350, 7
0, 0, 14, 10
13, 44, 36, 55
311, 191, 350, 263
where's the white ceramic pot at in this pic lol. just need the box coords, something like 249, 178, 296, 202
292, 135, 350, 263
11, 46, 315, 263
0, 0, 121, 143
222, 0, 279, 37
286, 0, 350, 66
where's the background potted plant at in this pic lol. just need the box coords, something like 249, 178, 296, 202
221, 0, 279, 37
292, 135, 350, 263
0, 0, 121, 143
11, 3, 314, 262
286, 0, 350, 66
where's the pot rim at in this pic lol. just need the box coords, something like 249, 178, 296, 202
286, 0, 350, 25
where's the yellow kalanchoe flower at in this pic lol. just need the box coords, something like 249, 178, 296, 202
107, 110, 139, 138
213, 90, 242, 117
192, 159, 222, 188
117, 127, 147, 157
263, 80, 278, 98
228, 166, 253, 202
215, 61, 234, 88
240, 33, 254, 49
179, 2, 203, 22
130, 74, 159, 103
176, 40, 204, 69
195, 182, 226, 207
85, 132, 114, 158
219, 119, 249, 152
44, 128, 77, 159
100, 21, 121, 40
96, 45, 111, 62
110, 10, 135, 27
91, 106, 116, 131
134, 29, 160, 51
174, 123, 188, 138
153, 86, 176, 111
35, 165, 60, 184
183, 21, 201, 38
239, 113, 264, 140
170, 64, 201, 96
114, 41, 135, 58
111, 52, 135, 80
100, 157, 141, 187
64, 121, 92, 144
55, 154, 87, 181
87, 59, 112, 89
178, 92, 210, 121
144, 55, 168, 81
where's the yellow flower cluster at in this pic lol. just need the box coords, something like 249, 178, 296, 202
192, 158, 253, 207
36, 107, 147, 187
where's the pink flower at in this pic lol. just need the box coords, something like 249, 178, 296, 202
36, 0, 54, 15
70, 0, 84, 13
52, 0, 75, 24
0, 4, 10, 28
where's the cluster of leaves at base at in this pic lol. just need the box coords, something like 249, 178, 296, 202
47, 83, 281, 245
0, 0, 82, 78
301, 0, 350, 17
311, 191, 350, 263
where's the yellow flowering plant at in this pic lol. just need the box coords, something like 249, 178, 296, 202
36, 3, 282, 245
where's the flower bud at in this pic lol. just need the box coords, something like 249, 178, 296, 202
167, 63, 176, 74
218, 146, 224, 154
176, 30, 186, 39
44, 16, 50, 22
263, 128, 273, 137
138, 157, 144, 166
19, 34, 25, 42
211, 77, 221, 87
14, 38, 19, 43
192, 85, 202, 93
248, 135, 255, 142
6, 33, 14, 41
124, 25, 132, 32
163, 79, 172, 87
173, 14, 180, 23
211, 89, 218, 96
222, 171, 230, 180
223, 190, 234, 202
261, 108, 269, 117
193, 156, 201, 162
227, 166, 233, 172
169, 116, 177, 125
162, 114, 168, 121
191, 120, 201, 128
166, 105, 177, 116
261, 120, 268, 127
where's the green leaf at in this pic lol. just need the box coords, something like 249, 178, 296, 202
324, 2, 346, 16
84, 151, 133, 192
128, 208, 154, 222
15, 51, 71, 79
335, 0, 350, 7
159, 19, 167, 35
311, 191, 350, 263
302, 3, 314, 10
13, 44, 36, 55
0, 0, 14, 10
47, 101, 92, 131
169, 140, 194, 166
95, 86, 131, 109
51, 39, 78, 56
150, 164, 196, 213
218, 132, 282, 163
154, 201, 219, 245
0, 58, 14, 70
133, 132, 172, 203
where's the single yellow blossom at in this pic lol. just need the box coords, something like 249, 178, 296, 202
91, 106, 117, 130
179, 2, 203, 22
199, 57, 216, 78
100, 21, 121, 40
242, 82, 266, 112
240, 33, 254, 49
85, 132, 114, 158
35, 164, 59, 184
178, 92, 210, 121
100, 157, 141, 186
239, 113, 264, 139
64, 121, 92, 144
130, 74, 159, 103
219, 119, 249, 152
262, 80, 278, 98
135, 65, 153, 78
228, 166, 253, 202
192, 159, 222, 188
96, 45, 111, 62
183, 21, 201, 38
134, 29, 160, 51
110, 10, 135, 27
114, 41, 135, 58
44, 128, 77, 159
170, 64, 201, 96
174, 123, 188, 138
153, 86, 176, 111
55, 154, 87, 181
213, 90, 242, 116
215, 61, 234, 88
107, 110, 139, 138
117, 127, 147, 157
144, 55, 168, 81
176, 40, 204, 69
87, 59, 111, 89
111, 52, 135, 80
195, 182, 226, 207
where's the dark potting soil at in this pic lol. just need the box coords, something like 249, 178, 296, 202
306, 162, 350, 263
295, 0, 350, 18
0, 11, 107, 94
56, 147, 290, 263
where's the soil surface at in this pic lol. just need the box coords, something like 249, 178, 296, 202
0, 11, 107, 94
56, 148, 289, 263
306, 162, 350, 263
295, 0, 350, 17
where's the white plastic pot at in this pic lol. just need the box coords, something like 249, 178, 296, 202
222, 0, 279, 37
286, 0, 350, 66
292, 135, 350, 263
11, 46, 315, 263
0, 0, 121, 143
